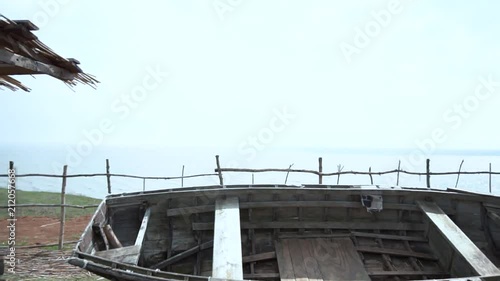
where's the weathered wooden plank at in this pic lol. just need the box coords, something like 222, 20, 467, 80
287, 239, 309, 281
242, 251, 276, 263
356, 246, 437, 260
278, 233, 350, 239
367, 270, 447, 276
314, 238, 371, 281
94, 245, 140, 264
0, 48, 76, 80
193, 221, 426, 231
351, 231, 427, 242
275, 240, 295, 281
150, 240, 213, 269
299, 239, 324, 281
212, 197, 243, 280
244, 273, 281, 279
134, 207, 151, 246
167, 200, 420, 216
485, 206, 500, 226
417, 200, 500, 276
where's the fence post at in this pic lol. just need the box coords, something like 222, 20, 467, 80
58, 165, 68, 250
369, 167, 373, 185
181, 165, 185, 187
396, 160, 401, 186
489, 163, 492, 194
106, 159, 111, 194
9, 161, 14, 188
318, 157, 323, 184
426, 159, 430, 188
215, 155, 224, 186
455, 160, 464, 188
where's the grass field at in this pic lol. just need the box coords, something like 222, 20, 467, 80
0, 188, 101, 219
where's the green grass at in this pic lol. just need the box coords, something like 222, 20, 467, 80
0, 188, 102, 219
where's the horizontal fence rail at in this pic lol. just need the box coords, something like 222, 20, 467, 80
0, 172, 217, 179
2, 155, 498, 249
214, 167, 500, 176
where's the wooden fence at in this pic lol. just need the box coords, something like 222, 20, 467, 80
1, 156, 498, 249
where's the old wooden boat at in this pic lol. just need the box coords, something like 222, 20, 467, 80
69, 184, 500, 280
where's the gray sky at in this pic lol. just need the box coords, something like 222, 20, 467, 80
2, 1, 500, 151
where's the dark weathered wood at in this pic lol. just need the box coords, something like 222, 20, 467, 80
278, 233, 350, 239
106, 159, 111, 194
0, 48, 76, 80
167, 200, 420, 216
70, 254, 211, 281
485, 206, 500, 226
193, 221, 426, 231
373, 229, 400, 281
426, 159, 431, 188
314, 238, 370, 281
242, 251, 276, 263
351, 231, 427, 242
58, 165, 67, 250
299, 239, 324, 280
99, 226, 110, 250
318, 157, 323, 184
215, 155, 223, 186
103, 224, 123, 248
94, 245, 140, 264
287, 238, 309, 281
417, 200, 500, 276
151, 240, 213, 269
274, 239, 295, 280
243, 273, 280, 279
356, 246, 437, 260
367, 270, 447, 276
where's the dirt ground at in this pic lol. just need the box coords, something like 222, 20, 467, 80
0, 215, 92, 245
1, 215, 100, 280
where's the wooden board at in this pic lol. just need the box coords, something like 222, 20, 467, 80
275, 238, 370, 281
94, 245, 140, 264
417, 200, 500, 276
212, 196, 243, 280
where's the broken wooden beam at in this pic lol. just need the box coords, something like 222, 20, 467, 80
0, 48, 76, 80
103, 224, 123, 249
351, 231, 428, 242
417, 200, 500, 276
94, 245, 140, 264
242, 251, 276, 263
194, 221, 426, 231
356, 246, 437, 260
212, 196, 243, 280
150, 240, 213, 270
166, 200, 420, 217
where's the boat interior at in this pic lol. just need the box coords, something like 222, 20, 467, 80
70, 185, 500, 281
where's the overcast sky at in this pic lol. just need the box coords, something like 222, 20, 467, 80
2, 1, 500, 152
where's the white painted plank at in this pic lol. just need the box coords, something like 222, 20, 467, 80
212, 197, 243, 280
417, 200, 500, 276
135, 207, 151, 246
